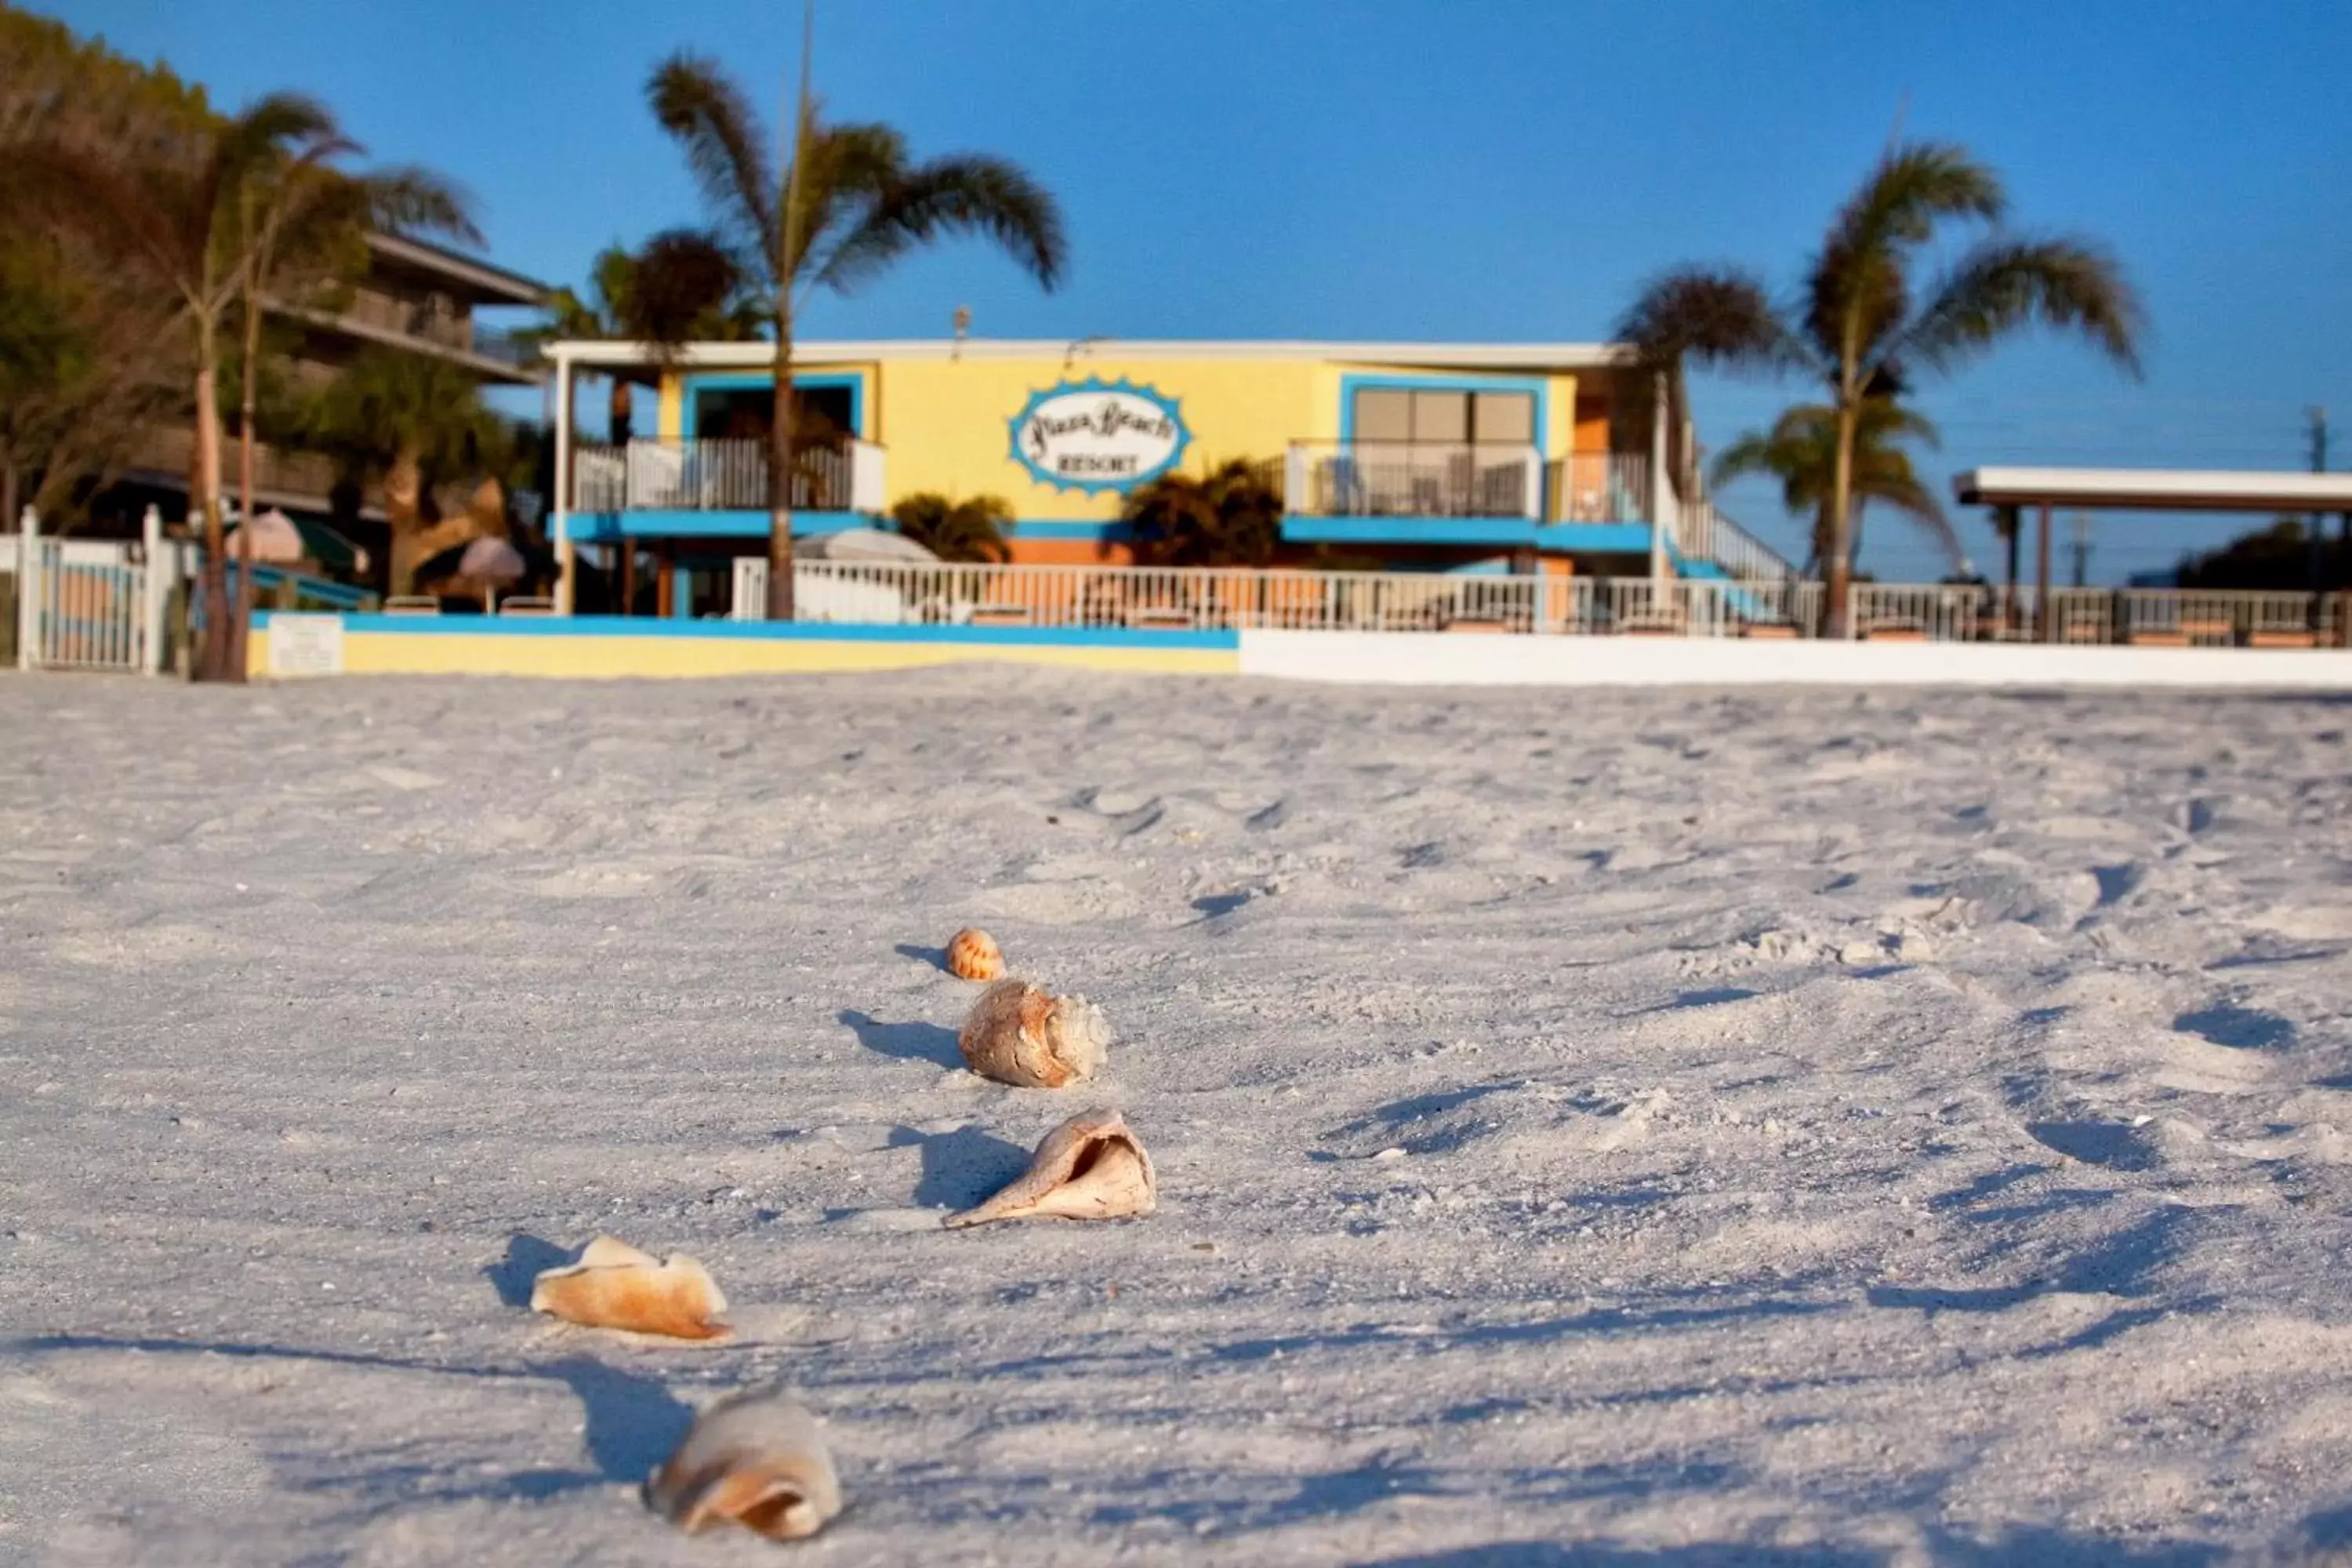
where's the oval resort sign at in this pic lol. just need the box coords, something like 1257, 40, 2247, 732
1009, 379, 1191, 494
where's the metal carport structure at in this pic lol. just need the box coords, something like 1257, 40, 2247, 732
1953, 466, 2352, 641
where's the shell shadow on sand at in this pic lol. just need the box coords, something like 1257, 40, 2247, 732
887, 1123, 1035, 1210
839, 1009, 964, 1068
484, 1234, 572, 1308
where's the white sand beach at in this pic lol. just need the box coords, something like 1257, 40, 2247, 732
3, 669, 2351, 1566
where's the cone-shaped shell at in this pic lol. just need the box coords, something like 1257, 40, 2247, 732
945, 1110, 1156, 1227
646, 1389, 842, 1542
529, 1236, 730, 1341
958, 979, 1109, 1088
946, 927, 1004, 982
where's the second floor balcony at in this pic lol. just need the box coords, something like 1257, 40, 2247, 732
569, 437, 887, 517
1279, 441, 1656, 545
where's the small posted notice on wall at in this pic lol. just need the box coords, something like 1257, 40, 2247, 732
268, 614, 345, 678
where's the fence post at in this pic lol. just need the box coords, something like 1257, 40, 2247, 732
737, 557, 769, 622
140, 505, 168, 675
16, 505, 38, 670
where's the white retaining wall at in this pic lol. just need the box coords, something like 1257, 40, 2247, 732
1238, 630, 2352, 689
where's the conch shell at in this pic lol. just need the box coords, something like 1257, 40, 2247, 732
946, 927, 1004, 982
528, 1236, 730, 1341
958, 978, 1109, 1087
646, 1389, 842, 1542
946, 1110, 1156, 1227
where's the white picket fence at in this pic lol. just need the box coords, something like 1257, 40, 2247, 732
8, 507, 172, 674
786, 561, 1831, 636
776, 561, 2349, 646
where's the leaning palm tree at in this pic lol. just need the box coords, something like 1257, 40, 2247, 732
229, 147, 478, 668
647, 52, 1066, 618
1711, 398, 1958, 576
889, 492, 1012, 564
4, 92, 353, 677
1617, 141, 2143, 629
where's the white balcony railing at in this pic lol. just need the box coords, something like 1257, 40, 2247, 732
571, 437, 886, 514
1283, 441, 1541, 521
1545, 452, 1653, 524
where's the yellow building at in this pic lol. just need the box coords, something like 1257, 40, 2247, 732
543, 338, 1785, 615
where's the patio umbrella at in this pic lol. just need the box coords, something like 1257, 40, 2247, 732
799, 527, 940, 563
455, 535, 528, 585
223, 510, 371, 575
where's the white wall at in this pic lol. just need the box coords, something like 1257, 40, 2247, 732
1239, 630, 2352, 690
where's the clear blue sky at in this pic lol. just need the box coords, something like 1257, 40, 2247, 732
52, 0, 2352, 582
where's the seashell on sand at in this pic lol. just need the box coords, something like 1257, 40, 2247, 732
945, 1109, 1156, 1228
946, 927, 1004, 982
957, 978, 1110, 1087
528, 1236, 730, 1341
646, 1389, 842, 1542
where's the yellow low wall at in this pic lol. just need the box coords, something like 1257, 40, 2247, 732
248, 616, 1240, 681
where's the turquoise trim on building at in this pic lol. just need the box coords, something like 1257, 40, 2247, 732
565, 510, 868, 541
1532, 521, 1653, 553
680, 369, 866, 438
1337, 371, 1551, 459
1280, 515, 1544, 546
1007, 519, 1136, 542
255, 611, 1239, 651
1279, 515, 1658, 553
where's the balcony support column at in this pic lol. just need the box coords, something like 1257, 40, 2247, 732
552, 350, 575, 615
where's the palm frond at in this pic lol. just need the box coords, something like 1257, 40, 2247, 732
623, 228, 747, 351
201, 92, 339, 260
1613, 268, 1806, 376
356, 164, 482, 246
813, 152, 1065, 295
1896, 236, 2145, 377
1853, 397, 1940, 451
1829, 141, 2004, 254
646, 53, 779, 281
1706, 430, 1792, 492
1807, 141, 2004, 369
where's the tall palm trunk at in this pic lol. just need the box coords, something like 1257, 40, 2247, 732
232, 297, 261, 677
193, 320, 233, 682
765, 0, 813, 622
766, 310, 796, 619
1825, 395, 1857, 637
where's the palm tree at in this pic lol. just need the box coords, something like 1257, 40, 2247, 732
1617, 141, 2143, 629
1121, 459, 1283, 568
4, 92, 364, 678
533, 231, 760, 444
647, 50, 1066, 618
303, 350, 508, 594
889, 492, 1012, 563
1711, 398, 1957, 577
229, 147, 478, 667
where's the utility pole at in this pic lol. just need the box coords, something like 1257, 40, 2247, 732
2308, 407, 2328, 596
2068, 514, 2092, 588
